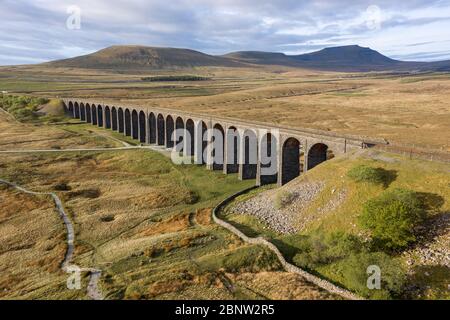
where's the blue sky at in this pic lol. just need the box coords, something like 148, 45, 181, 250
1, 0, 450, 65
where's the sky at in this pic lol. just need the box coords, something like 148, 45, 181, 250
1, 0, 450, 65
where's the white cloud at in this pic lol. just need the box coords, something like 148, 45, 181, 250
0, 0, 450, 65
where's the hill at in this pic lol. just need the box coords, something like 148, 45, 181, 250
225, 45, 450, 72
45, 45, 244, 70
221, 149, 450, 299
44, 44, 450, 72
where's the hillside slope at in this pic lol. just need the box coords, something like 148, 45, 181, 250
44, 44, 450, 72
225, 45, 450, 72
46, 45, 245, 70
222, 150, 450, 299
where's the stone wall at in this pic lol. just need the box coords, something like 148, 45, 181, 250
212, 187, 364, 301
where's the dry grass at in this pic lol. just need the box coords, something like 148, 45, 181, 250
0, 186, 81, 299
2, 65, 448, 151
230, 272, 340, 300
0, 114, 339, 300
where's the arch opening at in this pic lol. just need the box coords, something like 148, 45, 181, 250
131, 110, 139, 139
241, 130, 257, 179
111, 107, 118, 130
165, 115, 175, 148
149, 113, 156, 144
185, 119, 195, 157
124, 109, 131, 136
212, 123, 225, 170
139, 111, 146, 143
86, 104, 92, 123
74, 102, 80, 119
175, 117, 184, 153
92, 105, 98, 125
260, 133, 278, 185
281, 137, 301, 185
307, 143, 333, 170
104, 106, 111, 129
118, 108, 124, 133
80, 103, 86, 121
157, 114, 165, 145
97, 105, 103, 127
68, 101, 74, 117
226, 126, 239, 173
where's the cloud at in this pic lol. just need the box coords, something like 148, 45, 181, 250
1, 0, 450, 65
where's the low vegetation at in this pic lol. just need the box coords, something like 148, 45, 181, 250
347, 164, 395, 187
1, 111, 338, 300
359, 188, 426, 250
274, 190, 296, 209
141, 75, 209, 82
222, 151, 449, 300
0, 94, 48, 121
0, 94, 64, 123
291, 231, 406, 299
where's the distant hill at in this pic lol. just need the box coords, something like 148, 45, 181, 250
45, 45, 244, 70
291, 45, 399, 71
45, 44, 450, 72
225, 45, 450, 72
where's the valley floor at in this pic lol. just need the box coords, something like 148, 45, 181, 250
0, 66, 449, 152
0, 111, 338, 300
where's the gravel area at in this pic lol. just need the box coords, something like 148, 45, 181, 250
403, 212, 450, 268
231, 182, 324, 234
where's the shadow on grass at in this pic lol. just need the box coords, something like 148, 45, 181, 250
379, 169, 398, 188
404, 265, 450, 299
224, 219, 262, 238
416, 192, 445, 212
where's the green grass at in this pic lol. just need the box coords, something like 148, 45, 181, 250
219, 150, 450, 299
0, 117, 264, 300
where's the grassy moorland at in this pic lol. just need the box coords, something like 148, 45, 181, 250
1, 65, 450, 151
0, 59, 448, 300
221, 150, 450, 299
0, 110, 338, 300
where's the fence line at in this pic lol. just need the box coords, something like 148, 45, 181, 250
373, 144, 450, 163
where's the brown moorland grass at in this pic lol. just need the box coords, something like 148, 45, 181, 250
1, 65, 449, 150
0, 114, 337, 300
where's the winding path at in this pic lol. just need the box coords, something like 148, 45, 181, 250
0, 178, 104, 300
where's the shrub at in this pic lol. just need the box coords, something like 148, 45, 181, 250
184, 190, 200, 204
293, 231, 364, 269
54, 182, 71, 191
13, 108, 36, 121
338, 251, 406, 299
141, 75, 209, 82
68, 188, 101, 199
359, 188, 426, 250
100, 215, 115, 222
347, 165, 391, 186
274, 190, 296, 209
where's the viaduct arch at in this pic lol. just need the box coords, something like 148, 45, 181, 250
86, 104, 92, 123
63, 99, 368, 186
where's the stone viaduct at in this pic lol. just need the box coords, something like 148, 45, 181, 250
64, 99, 374, 186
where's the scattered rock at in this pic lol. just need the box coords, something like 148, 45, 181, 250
231, 182, 324, 234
